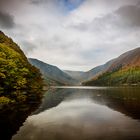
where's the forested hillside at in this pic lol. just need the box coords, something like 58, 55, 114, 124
83, 67, 140, 86
83, 48, 140, 86
0, 31, 43, 90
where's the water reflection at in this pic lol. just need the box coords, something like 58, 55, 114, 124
35, 87, 140, 120
0, 90, 43, 140
12, 87, 140, 140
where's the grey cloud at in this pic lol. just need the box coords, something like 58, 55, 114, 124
0, 11, 15, 28
0, 0, 22, 8
0, 0, 8, 6
30, 0, 57, 5
30, 0, 43, 4
70, 4, 140, 33
116, 5, 140, 27
137, 0, 140, 5
96, 4, 140, 30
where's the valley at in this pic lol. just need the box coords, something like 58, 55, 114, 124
28, 47, 140, 87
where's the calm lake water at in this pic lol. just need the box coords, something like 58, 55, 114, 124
12, 87, 140, 140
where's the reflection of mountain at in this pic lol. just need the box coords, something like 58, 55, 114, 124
28, 58, 77, 85
34, 88, 73, 114
35, 88, 140, 120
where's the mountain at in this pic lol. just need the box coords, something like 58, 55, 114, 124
28, 58, 77, 85
108, 47, 140, 71
64, 59, 115, 83
0, 31, 43, 90
83, 47, 140, 86
64, 70, 85, 81
82, 59, 115, 81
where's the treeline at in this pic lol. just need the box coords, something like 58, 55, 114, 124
0, 31, 44, 104
83, 67, 140, 86
0, 31, 44, 139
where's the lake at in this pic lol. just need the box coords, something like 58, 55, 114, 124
12, 87, 140, 140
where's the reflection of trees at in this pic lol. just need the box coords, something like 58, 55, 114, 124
0, 90, 43, 140
34, 88, 75, 114
91, 88, 140, 120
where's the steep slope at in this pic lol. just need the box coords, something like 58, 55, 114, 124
83, 47, 140, 86
108, 47, 140, 71
0, 31, 43, 90
28, 58, 77, 85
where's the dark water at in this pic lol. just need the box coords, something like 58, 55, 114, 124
11, 87, 140, 140
0, 90, 43, 140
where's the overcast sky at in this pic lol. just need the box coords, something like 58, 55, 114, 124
0, 0, 140, 71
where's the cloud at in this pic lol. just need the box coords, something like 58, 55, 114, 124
116, 5, 140, 27
21, 41, 37, 54
0, 11, 15, 28
1, 0, 140, 70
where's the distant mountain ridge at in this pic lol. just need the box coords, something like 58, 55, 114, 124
64, 70, 85, 81
83, 47, 140, 86
83, 59, 116, 81
107, 47, 140, 71
29, 47, 140, 86
28, 58, 77, 85
64, 59, 116, 82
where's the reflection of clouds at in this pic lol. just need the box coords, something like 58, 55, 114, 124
12, 96, 140, 140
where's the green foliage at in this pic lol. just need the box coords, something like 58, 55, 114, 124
0, 96, 12, 104
0, 31, 44, 105
0, 31, 43, 90
83, 67, 140, 86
